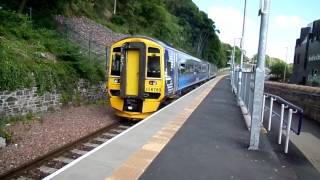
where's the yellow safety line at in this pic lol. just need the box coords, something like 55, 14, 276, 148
107, 76, 226, 180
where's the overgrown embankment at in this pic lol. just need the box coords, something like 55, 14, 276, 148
0, 10, 104, 97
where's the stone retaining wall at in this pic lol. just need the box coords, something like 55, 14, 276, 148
0, 88, 60, 117
264, 81, 320, 123
0, 79, 106, 117
77, 79, 107, 101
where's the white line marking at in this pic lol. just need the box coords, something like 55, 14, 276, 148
43, 77, 220, 180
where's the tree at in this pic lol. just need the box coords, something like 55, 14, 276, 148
269, 59, 292, 82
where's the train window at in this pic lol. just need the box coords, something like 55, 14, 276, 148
180, 63, 186, 74
148, 47, 160, 53
111, 54, 121, 76
166, 61, 172, 75
147, 56, 161, 78
113, 47, 121, 52
187, 64, 194, 73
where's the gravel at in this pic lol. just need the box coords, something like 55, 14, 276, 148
0, 105, 118, 176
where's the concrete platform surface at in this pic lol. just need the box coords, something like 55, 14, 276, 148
44, 76, 223, 180
140, 77, 320, 180
45, 76, 320, 180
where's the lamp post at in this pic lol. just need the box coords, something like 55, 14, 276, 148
232, 38, 241, 91
248, 0, 271, 150
237, 0, 247, 105
283, 46, 288, 82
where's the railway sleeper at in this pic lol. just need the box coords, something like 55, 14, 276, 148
38, 166, 57, 174
83, 142, 100, 148
53, 157, 74, 164
71, 149, 88, 156
93, 137, 109, 142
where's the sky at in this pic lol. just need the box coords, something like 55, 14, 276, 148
192, 0, 320, 63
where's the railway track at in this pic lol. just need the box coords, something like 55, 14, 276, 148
1, 120, 137, 180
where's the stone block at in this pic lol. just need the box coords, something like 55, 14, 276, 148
6, 96, 17, 102
47, 106, 56, 112
0, 137, 6, 148
8, 101, 15, 106
44, 94, 51, 101
16, 91, 23, 96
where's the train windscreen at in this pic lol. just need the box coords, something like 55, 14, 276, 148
147, 56, 161, 78
111, 54, 121, 76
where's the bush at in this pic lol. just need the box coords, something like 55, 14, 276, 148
111, 15, 126, 25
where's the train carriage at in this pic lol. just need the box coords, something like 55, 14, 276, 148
107, 36, 217, 119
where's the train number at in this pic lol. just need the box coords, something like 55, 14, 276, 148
145, 87, 160, 93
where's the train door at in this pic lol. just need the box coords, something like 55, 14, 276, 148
126, 50, 140, 96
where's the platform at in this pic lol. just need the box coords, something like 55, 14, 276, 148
45, 76, 320, 180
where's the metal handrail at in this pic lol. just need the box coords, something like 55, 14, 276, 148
264, 93, 303, 113
264, 92, 303, 135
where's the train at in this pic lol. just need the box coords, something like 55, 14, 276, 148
107, 36, 217, 119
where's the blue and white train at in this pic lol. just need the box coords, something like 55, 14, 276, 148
107, 36, 217, 119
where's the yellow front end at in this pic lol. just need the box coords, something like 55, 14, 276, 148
107, 37, 165, 120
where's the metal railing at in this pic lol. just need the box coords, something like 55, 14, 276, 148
232, 69, 254, 119
262, 93, 303, 153
231, 69, 304, 153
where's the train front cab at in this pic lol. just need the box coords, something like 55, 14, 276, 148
107, 38, 165, 119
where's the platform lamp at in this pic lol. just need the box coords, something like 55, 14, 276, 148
237, 0, 247, 105
113, 0, 117, 14
227, 49, 234, 89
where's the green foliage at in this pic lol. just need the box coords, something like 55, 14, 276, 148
1, 0, 225, 67
0, 10, 104, 94
221, 43, 249, 68
0, 128, 13, 143
111, 15, 126, 25
269, 59, 292, 82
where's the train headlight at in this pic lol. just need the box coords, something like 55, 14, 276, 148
113, 78, 120, 83
149, 80, 157, 85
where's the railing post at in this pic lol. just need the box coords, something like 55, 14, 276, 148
268, 97, 275, 131
243, 73, 247, 106
261, 94, 266, 123
248, 0, 271, 150
285, 108, 293, 153
278, 104, 285, 144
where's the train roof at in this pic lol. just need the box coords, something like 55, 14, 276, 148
115, 36, 206, 63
